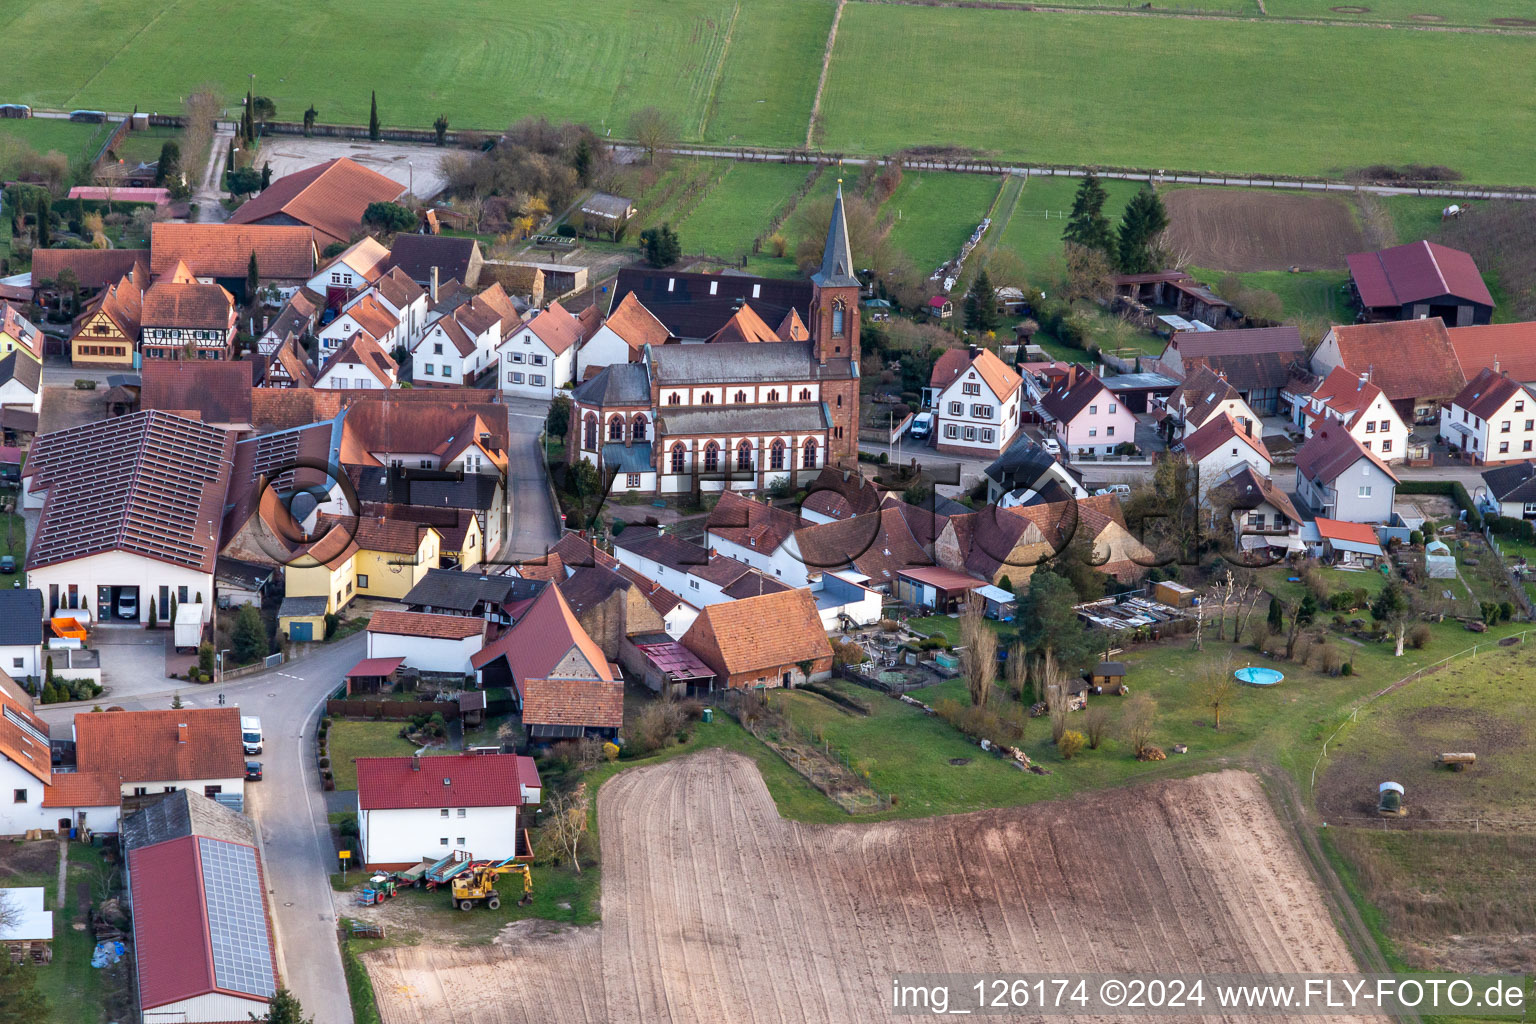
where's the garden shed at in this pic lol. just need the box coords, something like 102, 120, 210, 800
1425, 539, 1457, 579
0, 887, 52, 963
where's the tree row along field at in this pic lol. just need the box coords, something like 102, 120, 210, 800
8, 0, 1536, 184
363, 750, 1365, 1024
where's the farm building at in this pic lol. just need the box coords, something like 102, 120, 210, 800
1111, 270, 1195, 307
1311, 319, 1466, 425
365, 610, 486, 676
356, 753, 540, 869
228, 157, 406, 249
1448, 321, 1536, 387
1099, 371, 1179, 415
0, 887, 51, 963
578, 192, 635, 238
927, 296, 953, 320
1346, 240, 1493, 326
680, 589, 833, 689
629, 638, 717, 696
1149, 325, 1304, 416
386, 234, 484, 289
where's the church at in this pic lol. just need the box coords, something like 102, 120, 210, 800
568, 186, 862, 496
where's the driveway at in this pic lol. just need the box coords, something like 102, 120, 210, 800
36, 634, 365, 1024
502, 397, 561, 562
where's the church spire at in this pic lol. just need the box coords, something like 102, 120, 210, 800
812, 180, 859, 289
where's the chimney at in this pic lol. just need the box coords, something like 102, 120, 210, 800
412, 754, 421, 771
177, 723, 187, 744
430, 266, 439, 304
968, 344, 979, 360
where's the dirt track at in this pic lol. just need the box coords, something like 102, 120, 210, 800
1163, 188, 1366, 271
366, 750, 1362, 1023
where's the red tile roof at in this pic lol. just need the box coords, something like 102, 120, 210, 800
1308, 365, 1387, 425
707, 490, 805, 553
1314, 517, 1380, 546
518, 300, 587, 355
1324, 319, 1466, 404
229, 158, 405, 246
470, 585, 611, 694
74, 708, 244, 783
25, 411, 235, 572
356, 752, 538, 810
326, 236, 392, 281
681, 589, 831, 679
346, 657, 405, 678
321, 329, 397, 388
0, 302, 43, 360
151, 223, 317, 279
30, 248, 151, 290
141, 360, 255, 425
1295, 424, 1399, 485
1347, 240, 1493, 309
1179, 413, 1271, 465
602, 292, 671, 351
1448, 322, 1536, 384
930, 346, 1022, 401
0, 680, 49, 785
1449, 366, 1530, 421
366, 609, 486, 640
706, 304, 781, 344
41, 771, 121, 807
522, 677, 624, 729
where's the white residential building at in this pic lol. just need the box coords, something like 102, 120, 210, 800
1289, 366, 1409, 463
316, 293, 400, 357
578, 291, 670, 377
305, 237, 390, 301
314, 331, 398, 390
928, 346, 1023, 456
499, 301, 596, 400
1180, 414, 1272, 500
357, 753, 541, 869
1440, 367, 1536, 463
365, 610, 486, 676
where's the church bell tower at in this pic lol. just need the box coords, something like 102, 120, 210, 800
810, 181, 860, 368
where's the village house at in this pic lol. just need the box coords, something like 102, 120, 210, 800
277, 527, 359, 639
122, 790, 278, 1024
1479, 461, 1536, 520
0, 301, 44, 365
73, 707, 246, 806
68, 265, 148, 367
403, 568, 544, 625
357, 752, 540, 869
414, 285, 517, 386
229, 157, 405, 249
0, 352, 42, 415
150, 223, 318, 304
0, 589, 43, 682
613, 525, 791, 608
928, 346, 1023, 456
1148, 325, 1304, 416
1179, 413, 1272, 499
983, 437, 1087, 507
577, 291, 670, 377
1294, 424, 1399, 524
472, 584, 622, 740
1162, 364, 1258, 439
1447, 321, 1536, 386
352, 467, 505, 558
24, 411, 232, 624
0, 676, 122, 839
935, 495, 1152, 586
263, 334, 316, 388
1038, 368, 1137, 458
140, 359, 254, 430
305, 236, 391, 309
499, 300, 597, 399
1286, 365, 1408, 462
1439, 366, 1536, 463
257, 289, 320, 356
386, 234, 484, 289
1346, 240, 1493, 326
799, 465, 883, 524
137, 260, 239, 362
365, 266, 430, 351
680, 588, 832, 689
362, 501, 482, 569
1311, 318, 1466, 425
314, 330, 399, 389
1210, 465, 1302, 555
788, 503, 938, 592
317, 293, 400, 357
365, 609, 486, 676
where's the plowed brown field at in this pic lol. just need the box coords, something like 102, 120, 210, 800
365, 750, 1361, 1023
1163, 189, 1366, 271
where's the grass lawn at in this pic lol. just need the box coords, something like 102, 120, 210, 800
676, 161, 814, 259
0, 118, 108, 175
1265, 0, 1536, 25
25, 841, 118, 1024
1188, 267, 1352, 324
1379, 194, 1455, 247
0, 0, 833, 147
993, 172, 1141, 281
327, 720, 457, 791
108, 124, 182, 167
880, 171, 1003, 276
818, 6, 1536, 184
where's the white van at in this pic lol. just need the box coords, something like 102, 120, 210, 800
240, 716, 263, 755
909, 412, 934, 440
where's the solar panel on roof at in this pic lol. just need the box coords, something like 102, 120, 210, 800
197, 838, 276, 999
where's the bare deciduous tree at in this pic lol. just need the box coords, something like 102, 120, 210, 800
181, 85, 223, 192
1197, 658, 1238, 731
1084, 705, 1110, 750
959, 597, 997, 708
1121, 693, 1157, 757
1005, 642, 1028, 699
0, 889, 17, 934
628, 106, 678, 165
534, 783, 590, 875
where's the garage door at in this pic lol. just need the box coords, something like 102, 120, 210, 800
290, 621, 312, 642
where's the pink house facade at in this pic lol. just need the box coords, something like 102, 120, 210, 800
1039, 372, 1139, 457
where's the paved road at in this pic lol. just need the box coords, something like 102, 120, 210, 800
502, 397, 562, 562
36, 635, 364, 1024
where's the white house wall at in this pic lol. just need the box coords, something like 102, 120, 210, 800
366, 631, 482, 676
28, 550, 213, 625
360, 803, 520, 866
143, 991, 270, 1024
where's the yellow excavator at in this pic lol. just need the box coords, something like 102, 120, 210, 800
449, 856, 533, 911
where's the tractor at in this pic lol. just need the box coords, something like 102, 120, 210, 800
356, 874, 398, 906
449, 857, 533, 911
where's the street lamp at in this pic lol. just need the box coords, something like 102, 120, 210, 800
406, 161, 413, 196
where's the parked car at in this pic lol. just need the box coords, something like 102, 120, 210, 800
1041, 436, 1062, 457
116, 591, 137, 620
245, 761, 263, 782
0, 556, 14, 574
1095, 484, 1132, 498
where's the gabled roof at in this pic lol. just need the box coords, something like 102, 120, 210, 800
316, 512, 433, 555
325, 236, 391, 281
1324, 319, 1466, 403
267, 334, 316, 388
1449, 366, 1531, 421
1447, 322, 1536, 384
1209, 465, 1300, 524
1315, 517, 1382, 546
386, 233, 481, 286
802, 466, 883, 521
121, 789, 255, 851
1180, 412, 1271, 465
613, 526, 759, 587
26, 411, 235, 572
793, 505, 934, 583
681, 589, 831, 677
556, 566, 630, 615
0, 676, 49, 785
151, 222, 317, 280
403, 568, 545, 613
1175, 364, 1247, 427
80, 268, 148, 338
338, 292, 400, 339
371, 265, 426, 311
1039, 371, 1110, 424
514, 300, 586, 355
141, 360, 254, 425
74, 708, 244, 783
366, 609, 485, 640
705, 303, 781, 344
1307, 365, 1388, 426
572, 361, 652, 407
321, 329, 397, 388
609, 268, 812, 342
140, 275, 235, 331
1482, 460, 1536, 503
30, 248, 150, 290
1295, 424, 1399, 484
931, 346, 1022, 401
361, 501, 477, 549
357, 752, 538, 809
1347, 240, 1493, 309
777, 308, 810, 341
470, 585, 611, 691
1168, 325, 1303, 391
707, 490, 805, 553
522, 676, 624, 730
0, 350, 40, 394
228, 157, 405, 246
266, 289, 319, 341
602, 291, 671, 351
811, 183, 860, 289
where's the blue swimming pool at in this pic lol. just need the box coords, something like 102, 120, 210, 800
1235, 666, 1284, 686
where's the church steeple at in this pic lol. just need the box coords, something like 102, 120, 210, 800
812, 181, 859, 289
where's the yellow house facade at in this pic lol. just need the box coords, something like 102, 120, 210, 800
354, 526, 441, 601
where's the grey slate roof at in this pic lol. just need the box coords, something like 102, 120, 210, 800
387, 234, 480, 286
403, 567, 544, 614
0, 589, 42, 646
602, 442, 653, 474
350, 466, 501, 512
278, 595, 329, 617
572, 362, 652, 406
609, 269, 812, 342
659, 403, 829, 435
1482, 460, 1536, 503
652, 340, 848, 384
984, 437, 1060, 487
811, 184, 860, 289
121, 789, 256, 852
0, 351, 41, 393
